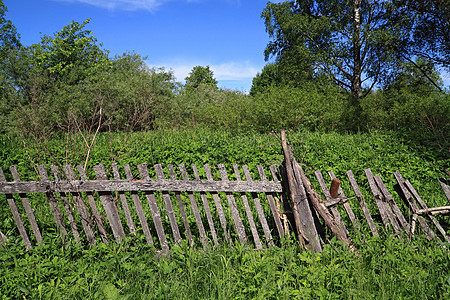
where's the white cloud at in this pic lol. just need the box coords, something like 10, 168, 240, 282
53, 0, 167, 11
152, 60, 261, 82
149, 60, 262, 91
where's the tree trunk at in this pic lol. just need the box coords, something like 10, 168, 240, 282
352, 0, 363, 99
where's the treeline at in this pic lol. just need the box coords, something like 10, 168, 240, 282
0, 1, 449, 142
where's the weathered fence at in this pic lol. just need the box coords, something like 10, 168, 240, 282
0, 131, 449, 252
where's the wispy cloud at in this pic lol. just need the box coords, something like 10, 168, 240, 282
150, 59, 262, 91
53, 0, 167, 12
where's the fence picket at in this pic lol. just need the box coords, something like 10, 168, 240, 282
51, 165, 81, 243
138, 164, 168, 251
38, 165, 67, 241
168, 165, 193, 246
94, 164, 125, 243
0, 167, 32, 250
10, 166, 43, 244
204, 164, 230, 242
193, 164, 218, 246
64, 165, 96, 245
77, 166, 109, 244
123, 164, 153, 245
112, 163, 136, 234
234, 164, 262, 249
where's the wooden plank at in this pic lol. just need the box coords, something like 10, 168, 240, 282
364, 168, 399, 233
112, 163, 136, 234
123, 164, 153, 245
262, 165, 285, 240
438, 178, 450, 202
328, 171, 361, 232
346, 170, 379, 237
137, 164, 168, 251
179, 164, 209, 249
315, 170, 349, 236
374, 174, 410, 233
245, 165, 274, 246
0, 230, 7, 246
270, 164, 291, 238
404, 179, 449, 243
393, 171, 435, 240
192, 164, 218, 246
51, 165, 81, 243
10, 166, 43, 244
168, 165, 193, 245
77, 166, 109, 244
0, 167, 32, 250
154, 164, 182, 244
0, 178, 283, 194
204, 164, 230, 242
290, 160, 322, 252
94, 164, 126, 243
38, 165, 67, 241
234, 164, 262, 249
218, 164, 248, 245
64, 165, 96, 245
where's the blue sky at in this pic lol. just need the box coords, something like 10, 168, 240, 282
4, 0, 277, 92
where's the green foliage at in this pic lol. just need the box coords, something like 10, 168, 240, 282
184, 65, 218, 90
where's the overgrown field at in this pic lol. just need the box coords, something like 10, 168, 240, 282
0, 128, 449, 299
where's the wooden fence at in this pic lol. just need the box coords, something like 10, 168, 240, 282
0, 131, 449, 252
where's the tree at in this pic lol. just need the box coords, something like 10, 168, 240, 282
184, 65, 218, 89
262, 1, 405, 99
0, 0, 21, 133
388, 0, 450, 91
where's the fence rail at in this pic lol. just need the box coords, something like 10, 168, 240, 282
1, 131, 449, 252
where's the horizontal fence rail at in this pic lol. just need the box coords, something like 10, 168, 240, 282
1, 135, 448, 253
0, 163, 286, 251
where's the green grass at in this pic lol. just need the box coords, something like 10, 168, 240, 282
0, 127, 449, 299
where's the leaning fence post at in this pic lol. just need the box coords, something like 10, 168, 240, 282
280, 130, 322, 253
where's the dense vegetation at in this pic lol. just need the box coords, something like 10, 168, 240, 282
0, 0, 449, 299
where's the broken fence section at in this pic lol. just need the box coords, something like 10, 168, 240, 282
1, 131, 449, 252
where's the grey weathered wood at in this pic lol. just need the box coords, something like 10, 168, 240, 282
290, 160, 322, 252
112, 163, 136, 234
234, 164, 262, 249
0, 178, 282, 194
364, 168, 398, 232
270, 165, 290, 238
94, 164, 125, 243
77, 166, 109, 244
404, 179, 449, 243
155, 164, 182, 244
328, 171, 361, 232
123, 164, 153, 245
245, 165, 274, 246
64, 165, 96, 245
262, 165, 286, 240
193, 164, 218, 246
346, 170, 379, 237
394, 171, 435, 240
218, 164, 248, 245
51, 165, 81, 243
168, 165, 193, 245
315, 170, 348, 236
0, 168, 32, 250
38, 165, 67, 241
179, 164, 209, 249
10, 166, 43, 244
138, 164, 168, 251
204, 164, 230, 242
0, 230, 7, 246
374, 174, 410, 233
438, 178, 450, 202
